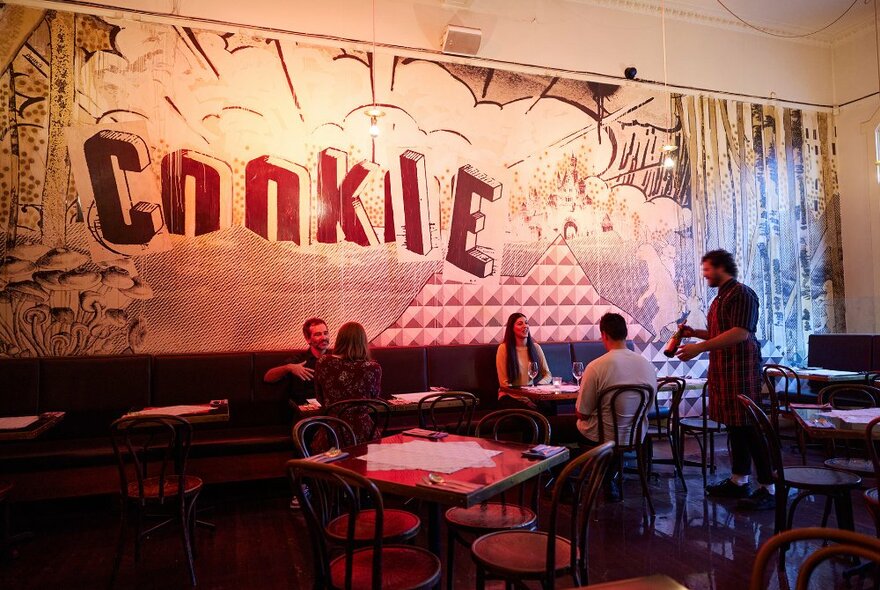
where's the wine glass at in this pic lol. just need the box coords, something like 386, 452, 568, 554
527, 361, 539, 384
572, 361, 584, 386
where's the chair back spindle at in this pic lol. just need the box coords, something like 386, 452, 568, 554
418, 392, 477, 435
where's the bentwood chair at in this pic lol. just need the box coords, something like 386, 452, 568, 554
818, 384, 880, 409
818, 384, 880, 473
863, 417, 880, 536
287, 460, 441, 590
325, 399, 391, 442
749, 527, 880, 590
595, 384, 654, 514
652, 377, 688, 490
738, 395, 862, 537
417, 391, 477, 435
444, 409, 550, 590
470, 441, 615, 590
292, 416, 421, 545
647, 377, 680, 439
762, 364, 807, 464
678, 381, 726, 488
293, 416, 359, 458
109, 415, 202, 587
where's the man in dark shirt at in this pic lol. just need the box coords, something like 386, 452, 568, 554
264, 317, 331, 405
677, 250, 773, 510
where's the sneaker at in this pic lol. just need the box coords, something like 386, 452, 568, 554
705, 478, 751, 498
737, 487, 776, 511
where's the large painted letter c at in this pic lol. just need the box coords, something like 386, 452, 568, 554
83, 130, 162, 245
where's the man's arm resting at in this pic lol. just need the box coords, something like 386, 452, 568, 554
264, 361, 314, 383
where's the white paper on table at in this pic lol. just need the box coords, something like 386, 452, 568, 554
0, 416, 40, 430
819, 408, 880, 423
128, 405, 212, 417
363, 440, 501, 474
525, 385, 579, 393
391, 392, 437, 403
802, 369, 860, 377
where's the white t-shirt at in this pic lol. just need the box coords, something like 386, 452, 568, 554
575, 348, 657, 444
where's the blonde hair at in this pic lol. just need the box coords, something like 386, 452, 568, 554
332, 322, 370, 361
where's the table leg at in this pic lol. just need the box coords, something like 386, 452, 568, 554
428, 501, 442, 557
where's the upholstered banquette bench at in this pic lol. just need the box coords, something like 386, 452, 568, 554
0, 341, 613, 501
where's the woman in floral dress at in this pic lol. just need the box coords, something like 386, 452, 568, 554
314, 322, 383, 444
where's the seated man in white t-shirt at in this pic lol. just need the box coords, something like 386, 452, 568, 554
576, 313, 657, 445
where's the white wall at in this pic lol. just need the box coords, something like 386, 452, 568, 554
833, 25, 880, 332
19, 0, 836, 105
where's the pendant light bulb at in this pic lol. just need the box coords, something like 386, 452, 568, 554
369, 116, 380, 138
662, 155, 675, 169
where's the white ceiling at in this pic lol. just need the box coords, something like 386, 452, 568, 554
567, 0, 876, 41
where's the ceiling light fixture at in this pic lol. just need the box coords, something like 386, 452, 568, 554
364, 0, 385, 139
660, 0, 677, 171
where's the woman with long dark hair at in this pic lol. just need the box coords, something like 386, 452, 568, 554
495, 312, 551, 407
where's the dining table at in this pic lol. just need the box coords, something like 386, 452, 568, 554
789, 367, 867, 383
791, 403, 880, 474
297, 390, 477, 416
567, 573, 691, 589
0, 412, 65, 442
121, 399, 230, 424
791, 404, 880, 441
328, 432, 570, 556
0, 411, 66, 557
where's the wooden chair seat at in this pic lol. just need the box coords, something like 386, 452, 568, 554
444, 502, 536, 533
679, 417, 723, 431
326, 509, 420, 543
782, 466, 861, 491
329, 545, 440, 590
126, 475, 203, 500
471, 530, 572, 575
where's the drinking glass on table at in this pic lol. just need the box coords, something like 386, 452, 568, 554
527, 361, 539, 384
572, 362, 584, 386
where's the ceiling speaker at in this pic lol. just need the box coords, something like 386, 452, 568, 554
441, 25, 482, 56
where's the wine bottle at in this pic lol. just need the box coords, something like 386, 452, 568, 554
663, 326, 684, 358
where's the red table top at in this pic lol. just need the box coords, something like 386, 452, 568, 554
568, 574, 690, 589
332, 432, 569, 508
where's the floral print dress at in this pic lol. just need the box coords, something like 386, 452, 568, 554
314, 355, 383, 444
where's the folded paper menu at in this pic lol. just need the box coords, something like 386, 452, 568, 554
306, 451, 350, 463
522, 444, 567, 459
402, 428, 449, 439
0, 415, 40, 430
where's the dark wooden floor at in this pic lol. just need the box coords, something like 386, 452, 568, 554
2, 437, 878, 590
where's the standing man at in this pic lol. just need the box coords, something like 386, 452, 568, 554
264, 317, 331, 406
676, 250, 774, 510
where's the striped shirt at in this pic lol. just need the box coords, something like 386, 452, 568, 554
706, 278, 763, 426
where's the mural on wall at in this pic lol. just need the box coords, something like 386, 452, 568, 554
0, 6, 844, 370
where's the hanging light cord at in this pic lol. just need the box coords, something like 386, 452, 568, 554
661, 0, 670, 130
371, 0, 377, 105
875, 0, 880, 97
715, 0, 861, 39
